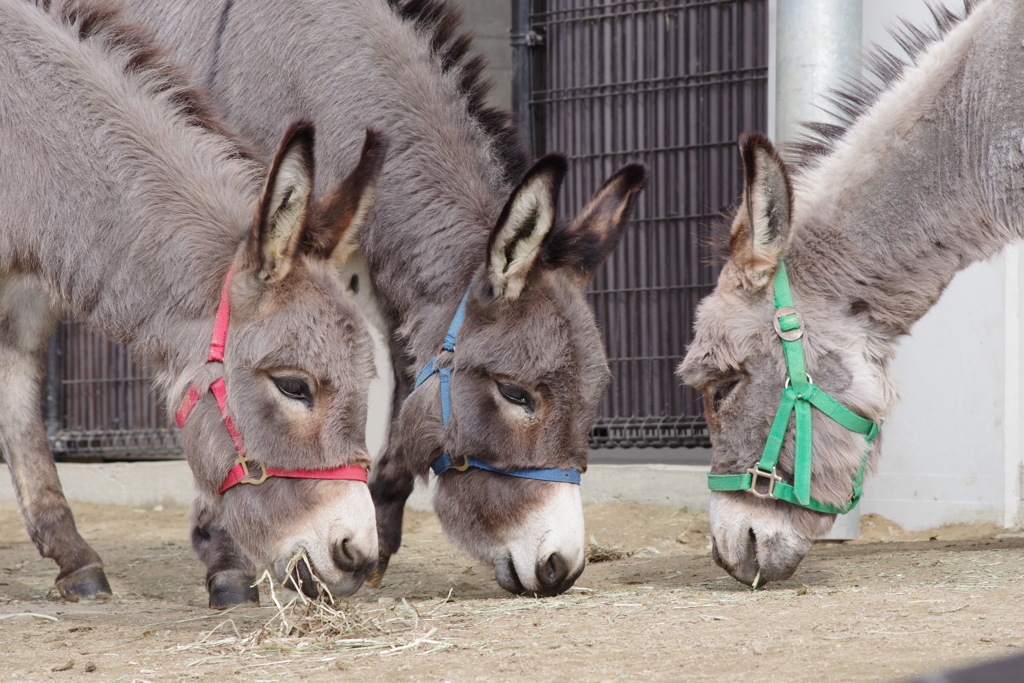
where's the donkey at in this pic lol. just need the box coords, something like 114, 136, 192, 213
121, 0, 647, 597
0, 0, 388, 604
678, 0, 1022, 586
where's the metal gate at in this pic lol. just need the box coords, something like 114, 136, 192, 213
513, 0, 768, 449
45, 322, 182, 460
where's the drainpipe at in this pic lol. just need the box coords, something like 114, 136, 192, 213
775, 0, 862, 143
774, 0, 863, 540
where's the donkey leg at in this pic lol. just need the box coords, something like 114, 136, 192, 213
191, 495, 259, 608
0, 277, 111, 600
366, 446, 415, 587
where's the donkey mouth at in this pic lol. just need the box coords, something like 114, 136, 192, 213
712, 537, 762, 587
286, 557, 322, 599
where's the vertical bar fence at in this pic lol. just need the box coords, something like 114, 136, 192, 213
515, 0, 768, 449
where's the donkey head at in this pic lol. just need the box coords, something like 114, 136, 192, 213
180, 123, 388, 598
678, 133, 891, 586
399, 156, 646, 596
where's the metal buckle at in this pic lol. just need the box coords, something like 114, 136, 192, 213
746, 466, 782, 499
773, 306, 804, 341
784, 372, 813, 389
449, 453, 471, 472
235, 456, 270, 485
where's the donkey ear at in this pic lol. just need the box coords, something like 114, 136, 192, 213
543, 164, 646, 281
730, 132, 792, 289
486, 155, 567, 300
303, 128, 389, 265
252, 121, 316, 283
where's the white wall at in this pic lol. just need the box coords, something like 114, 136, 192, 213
853, 0, 1022, 530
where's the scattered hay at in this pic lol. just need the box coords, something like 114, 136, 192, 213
172, 549, 453, 667
586, 535, 633, 563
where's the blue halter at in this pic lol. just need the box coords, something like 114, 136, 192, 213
415, 287, 582, 485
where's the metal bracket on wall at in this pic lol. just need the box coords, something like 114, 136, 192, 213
510, 29, 544, 47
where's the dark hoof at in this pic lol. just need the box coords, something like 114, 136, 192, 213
56, 565, 113, 602
364, 554, 391, 588
207, 571, 259, 609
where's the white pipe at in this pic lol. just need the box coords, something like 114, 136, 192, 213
776, 0, 863, 539
775, 0, 862, 143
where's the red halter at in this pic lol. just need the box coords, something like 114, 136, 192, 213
175, 268, 369, 494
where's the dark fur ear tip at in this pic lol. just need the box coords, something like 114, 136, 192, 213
283, 119, 316, 151
616, 163, 648, 189
738, 130, 773, 154
530, 153, 569, 180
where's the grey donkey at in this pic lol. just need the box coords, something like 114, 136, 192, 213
121, 0, 647, 597
679, 0, 1022, 585
0, 0, 389, 603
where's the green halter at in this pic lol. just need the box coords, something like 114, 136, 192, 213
706, 261, 879, 515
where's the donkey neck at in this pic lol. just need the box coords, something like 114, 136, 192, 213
291, 0, 521, 357
0, 2, 260, 380
787, 0, 1023, 338
127, 0, 526, 361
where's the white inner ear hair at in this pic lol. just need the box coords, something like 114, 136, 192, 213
489, 180, 555, 300
331, 180, 378, 265
738, 159, 785, 290
265, 152, 313, 271
749, 154, 776, 251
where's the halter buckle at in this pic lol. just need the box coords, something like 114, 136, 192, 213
449, 452, 471, 472
746, 466, 783, 499
773, 306, 804, 341
235, 456, 270, 485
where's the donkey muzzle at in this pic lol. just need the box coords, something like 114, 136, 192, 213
493, 550, 583, 597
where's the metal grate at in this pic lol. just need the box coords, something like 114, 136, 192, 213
515, 0, 768, 448
45, 322, 182, 460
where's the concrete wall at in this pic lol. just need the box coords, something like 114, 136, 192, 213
853, 0, 1022, 530
453, 0, 513, 111
0, 462, 711, 512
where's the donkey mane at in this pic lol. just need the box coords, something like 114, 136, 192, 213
791, 0, 978, 166
385, 0, 529, 182
35, 0, 254, 161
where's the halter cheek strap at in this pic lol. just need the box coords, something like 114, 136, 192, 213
175, 268, 369, 495
705, 261, 878, 515
417, 287, 582, 485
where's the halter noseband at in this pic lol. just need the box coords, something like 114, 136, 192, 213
706, 261, 878, 514
175, 268, 369, 495
416, 287, 582, 485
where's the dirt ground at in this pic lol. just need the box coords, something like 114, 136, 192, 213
1, 501, 1022, 683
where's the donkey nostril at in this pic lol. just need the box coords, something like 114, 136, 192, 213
537, 552, 569, 589
332, 538, 358, 573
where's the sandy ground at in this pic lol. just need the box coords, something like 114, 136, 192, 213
1, 501, 1023, 683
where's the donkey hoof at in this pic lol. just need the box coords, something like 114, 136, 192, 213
364, 554, 391, 588
207, 571, 259, 609
56, 565, 113, 602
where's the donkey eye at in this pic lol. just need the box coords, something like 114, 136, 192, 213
712, 379, 740, 414
497, 382, 534, 412
273, 376, 313, 408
